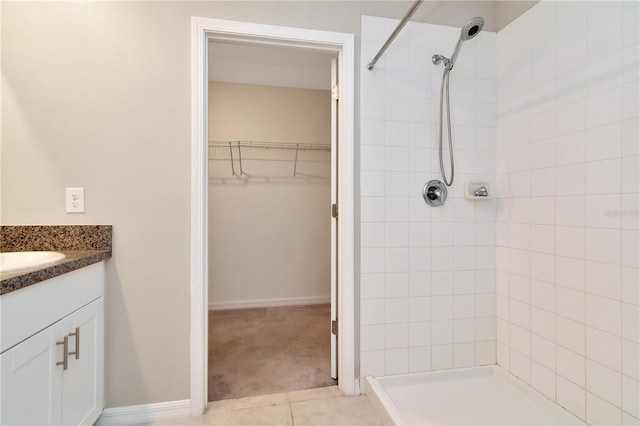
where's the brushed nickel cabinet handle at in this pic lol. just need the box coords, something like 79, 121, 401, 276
56, 336, 69, 370
68, 327, 80, 360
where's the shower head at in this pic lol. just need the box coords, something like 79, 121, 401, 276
460, 16, 484, 41
446, 16, 484, 70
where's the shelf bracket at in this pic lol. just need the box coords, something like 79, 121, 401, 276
293, 143, 299, 176
228, 142, 237, 177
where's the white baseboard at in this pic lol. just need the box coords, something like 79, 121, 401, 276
209, 295, 330, 311
95, 399, 191, 425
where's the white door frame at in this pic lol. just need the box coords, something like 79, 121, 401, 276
190, 17, 356, 416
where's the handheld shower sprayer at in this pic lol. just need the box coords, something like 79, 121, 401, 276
433, 16, 484, 72
432, 17, 484, 187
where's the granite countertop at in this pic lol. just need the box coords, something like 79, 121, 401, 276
0, 225, 112, 296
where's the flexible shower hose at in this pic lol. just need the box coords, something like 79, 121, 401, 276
438, 68, 455, 187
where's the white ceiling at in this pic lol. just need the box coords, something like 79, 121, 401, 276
208, 41, 336, 90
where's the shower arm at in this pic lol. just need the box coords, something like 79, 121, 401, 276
367, 0, 424, 71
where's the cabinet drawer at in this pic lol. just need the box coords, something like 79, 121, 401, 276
1, 262, 104, 353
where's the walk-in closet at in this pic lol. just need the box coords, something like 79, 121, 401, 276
207, 41, 338, 401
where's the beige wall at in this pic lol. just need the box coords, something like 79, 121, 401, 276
1, 0, 531, 408
208, 82, 331, 308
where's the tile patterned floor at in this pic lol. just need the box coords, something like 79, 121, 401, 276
147, 386, 382, 426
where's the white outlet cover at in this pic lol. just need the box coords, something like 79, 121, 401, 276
66, 187, 85, 213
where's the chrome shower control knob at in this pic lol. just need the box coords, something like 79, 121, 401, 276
423, 180, 448, 207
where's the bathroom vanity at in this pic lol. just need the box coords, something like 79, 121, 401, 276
0, 225, 111, 425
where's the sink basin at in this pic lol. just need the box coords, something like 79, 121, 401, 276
0, 251, 66, 273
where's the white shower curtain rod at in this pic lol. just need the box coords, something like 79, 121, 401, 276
366, 0, 424, 70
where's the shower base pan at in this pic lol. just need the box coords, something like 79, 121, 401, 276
365, 365, 584, 425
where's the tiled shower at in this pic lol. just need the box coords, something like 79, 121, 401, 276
359, 1, 639, 424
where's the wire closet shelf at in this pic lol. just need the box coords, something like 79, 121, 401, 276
208, 140, 331, 177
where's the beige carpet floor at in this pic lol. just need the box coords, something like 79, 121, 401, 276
208, 304, 337, 401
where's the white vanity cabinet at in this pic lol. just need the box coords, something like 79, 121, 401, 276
0, 262, 104, 425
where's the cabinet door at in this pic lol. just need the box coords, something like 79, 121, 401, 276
0, 325, 63, 425
61, 298, 104, 426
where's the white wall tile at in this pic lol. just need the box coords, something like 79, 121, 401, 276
557, 99, 586, 135
586, 51, 623, 98
531, 279, 555, 312
409, 321, 431, 347
555, 164, 586, 196
586, 294, 622, 336
556, 132, 586, 167
622, 375, 640, 418
476, 317, 496, 341
361, 197, 385, 223
385, 323, 408, 349
557, 345, 586, 387
361, 223, 385, 248
587, 326, 622, 372
622, 303, 639, 343
453, 319, 475, 343
621, 267, 640, 307
531, 362, 556, 400
556, 226, 586, 259
532, 307, 556, 341
408, 296, 431, 322
622, 157, 640, 194
558, 375, 587, 420
362, 325, 386, 351
557, 256, 586, 290
587, 359, 622, 407
385, 197, 408, 222
362, 248, 385, 274
586, 392, 622, 426
586, 87, 622, 129
586, 194, 621, 230
360, 350, 385, 377
531, 334, 555, 369
586, 261, 622, 300
622, 340, 639, 381
557, 316, 586, 355
453, 342, 476, 367
557, 286, 586, 323
586, 159, 622, 195
385, 348, 409, 375
385, 223, 408, 248
476, 341, 496, 365
385, 297, 408, 323
586, 122, 622, 162
586, 228, 621, 265
432, 320, 453, 345
362, 274, 385, 300
586, 19, 622, 65
510, 348, 531, 384
408, 346, 431, 372
385, 272, 409, 298
385, 247, 409, 273
431, 344, 453, 370
409, 247, 432, 272
361, 298, 385, 325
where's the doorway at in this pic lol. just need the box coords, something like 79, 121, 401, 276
190, 17, 355, 415
207, 41, 337, 401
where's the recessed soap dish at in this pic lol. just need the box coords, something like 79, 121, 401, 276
464, 182, 491, 200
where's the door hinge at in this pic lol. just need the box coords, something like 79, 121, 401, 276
331, 203, 338, 219
331, 84, 339, 101
331, 320, 338, 336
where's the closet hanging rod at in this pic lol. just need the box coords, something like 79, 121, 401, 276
209, 140, 330, 152
366, 0, 424, 71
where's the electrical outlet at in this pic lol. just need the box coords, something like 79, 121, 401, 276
66, 188, 85, 213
